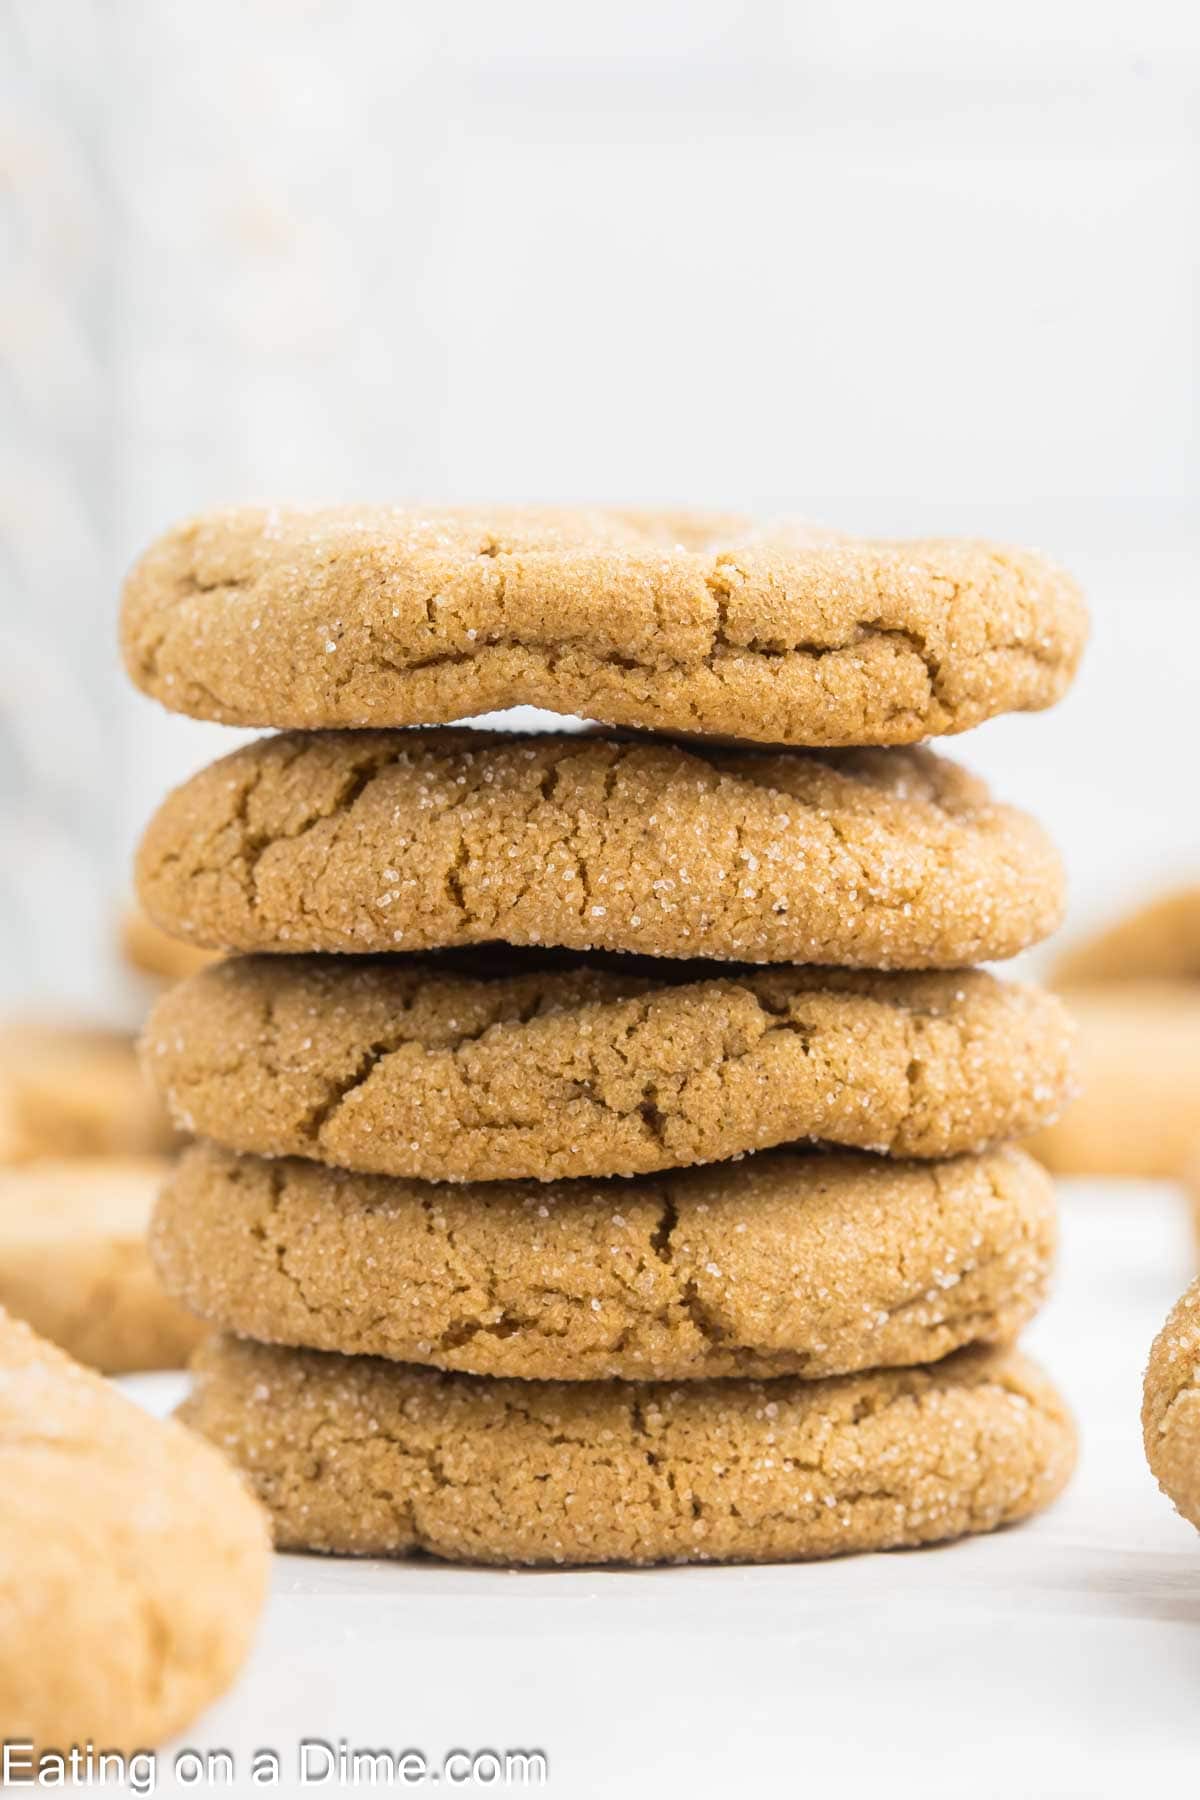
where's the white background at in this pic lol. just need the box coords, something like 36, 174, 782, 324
4, 0, 1199, 1006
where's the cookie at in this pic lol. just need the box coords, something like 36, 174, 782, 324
135, 729, 1064, 967
1029, 983, 1200, 1179
181, 1333, 1075, 1565
153, 1142, 1055, 1382
120, 903, 219, 986
145, 955, 1076, 1181
120, 506, 1086, 745
0, 1158, 204, 1373
1053, 885, 1200, 987
1143, 1277, 1200, 1532
0, 1311, 269, 1749
0, 1021, 177, 1163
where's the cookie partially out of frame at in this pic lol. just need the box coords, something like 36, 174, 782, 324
0, 1158, 204, 1373
181, 1333, 1076, 1566
152, 1142, 1056, 1383
120, 506, 1086, 745
1143, 1277, 1200, 1533
0, 1311, 269, 1750
135, 729, 1065, 968
145, 955, 1076, 1181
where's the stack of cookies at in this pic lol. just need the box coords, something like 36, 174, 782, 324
122, 507, 1086, 1566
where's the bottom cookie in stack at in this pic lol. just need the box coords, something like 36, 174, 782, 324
181, 1336, 1074, 1567
157, 1143, 1076, 1564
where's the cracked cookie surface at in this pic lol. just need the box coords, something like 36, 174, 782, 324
135, 729, 1064, 966
0, 1312, 269, 1748
145, 955, 1076, 1180
181, 1333, 1076, 1564
121, 506, 1086, 745
153, 1142, 1056, 1382
1143, 1277, 1200, 1531
0, 1158, 204, 1373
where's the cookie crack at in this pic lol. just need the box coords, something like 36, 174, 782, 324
230, 745, 389, 909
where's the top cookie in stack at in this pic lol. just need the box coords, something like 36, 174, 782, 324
125, 506, 1084, 1568
122, 507, 1085, 742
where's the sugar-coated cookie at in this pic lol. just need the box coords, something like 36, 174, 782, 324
0, 1311, 269, 1749
181, 1333, 1076, 1565
0, 1158, 204, 1373
135, 730, 1065, 968
144, 955, 1076, 1181
153, 1142, 1056, 1382
1143, 1277, 1200, 1531
121, 506, 1086, 745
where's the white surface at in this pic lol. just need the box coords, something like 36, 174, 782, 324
117, 1177, 1200, 1799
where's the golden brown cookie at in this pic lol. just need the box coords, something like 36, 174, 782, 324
1029, 983, 1200, 1179
1143, 1277, 1200, 1531
121, 506, 1086, 745
1054, 885, 1200, 986
119, 903, 219, 987
0, 1310, 269, 1749
181, 1333, 1075, 1565
135, 729, 1064, 967
0, 1158, 204, 1373
0, 1021, 177, 1163
145, 954, 1076, 1181
153, 1142, 1056, 1382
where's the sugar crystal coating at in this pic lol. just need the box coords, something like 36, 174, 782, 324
121, 505, 1087, 746
153, 1142, 1057, 1383
135, 728, 1065, 967
180, 1333, 1077, 1565
145, 955, 1076, 1180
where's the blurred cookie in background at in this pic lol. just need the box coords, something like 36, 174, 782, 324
1053, 884, 1200, 987
119, 901, 219, 990
1033, 882, 1200, 1180
1030, 984, 1200, 1179
0, 1157, 203, 1372
0, 1019, 178, 1162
